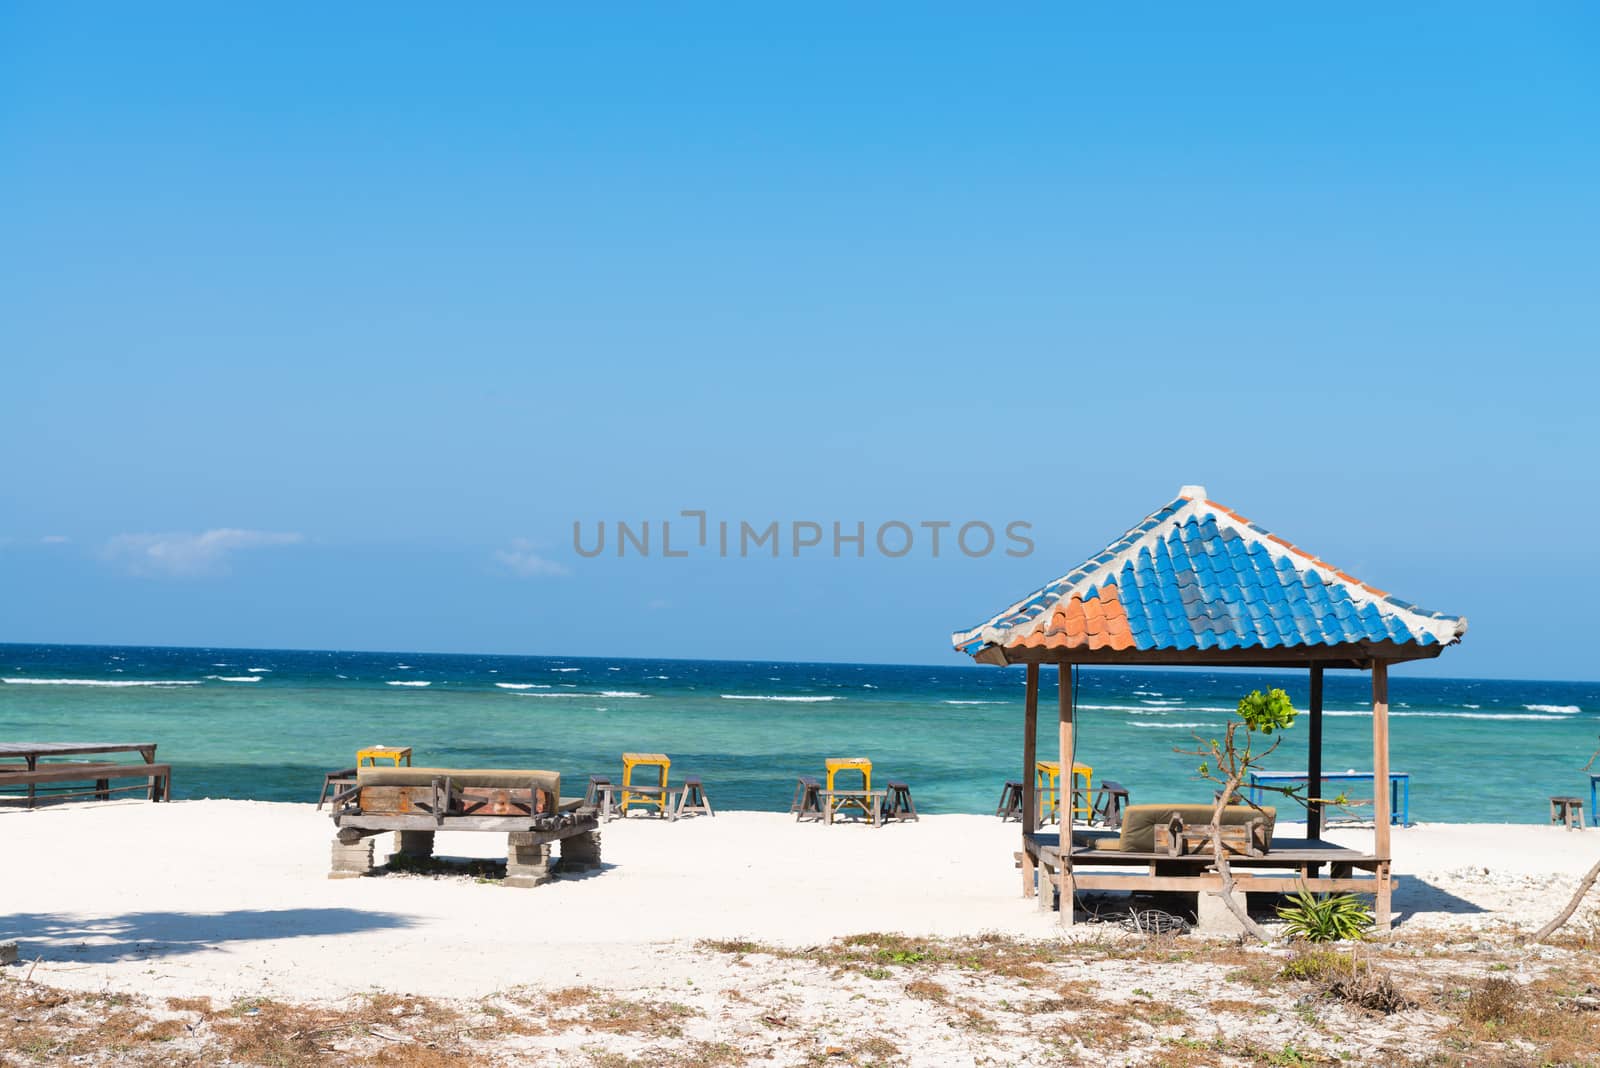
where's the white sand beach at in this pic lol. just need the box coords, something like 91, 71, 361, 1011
4, 800, 1596, 1002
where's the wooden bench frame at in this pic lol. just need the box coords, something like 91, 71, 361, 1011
328, 772, 601, 887
0, 761, 171, 807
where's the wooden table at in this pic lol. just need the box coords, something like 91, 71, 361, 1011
0, 742, 162, 808
1034, 760, 1093, 824
822, 789, 886, 827
825, 757, 872, 818
621, 752, 671, 816
1247, 770, 1410, 826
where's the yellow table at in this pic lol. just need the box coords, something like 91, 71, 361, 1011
826, 757, 872, 817
621, 752, 671, 816
357, 746, 412, 768
1035, 760, 1092, 823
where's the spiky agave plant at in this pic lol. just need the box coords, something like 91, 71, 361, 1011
1277, 888, 1374, 943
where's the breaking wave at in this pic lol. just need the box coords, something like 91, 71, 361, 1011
1, 677, 202, 687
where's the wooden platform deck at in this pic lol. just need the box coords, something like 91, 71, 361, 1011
1023, 829, 1395, 924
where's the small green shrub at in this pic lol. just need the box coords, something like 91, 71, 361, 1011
1279, 946, 1353, 982
1277, 888, 1373, 943
1236, 688, 1297, 734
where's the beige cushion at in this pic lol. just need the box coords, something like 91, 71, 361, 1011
356, 766, 560, 797
1116, 803, 1275, 853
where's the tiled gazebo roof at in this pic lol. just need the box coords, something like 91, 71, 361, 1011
952, 485, 1466, 666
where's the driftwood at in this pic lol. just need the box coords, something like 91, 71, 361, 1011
1182, 720, 1279, 943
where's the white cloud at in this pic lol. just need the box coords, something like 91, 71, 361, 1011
104, 528, 304, 577
40, 535, 69, 545
494, 539, 570, 578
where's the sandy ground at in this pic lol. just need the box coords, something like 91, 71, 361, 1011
3, 799, 1598, 1002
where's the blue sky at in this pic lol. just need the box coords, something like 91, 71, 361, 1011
2, 5, 1596, 678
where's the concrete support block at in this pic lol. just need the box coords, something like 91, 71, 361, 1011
504, 831, 553, 888
330, 831, 375, 879
560, 829, 602, 872
0, 940, 19, 965
1195, 890, 1248, 936
393, 830, 435, 858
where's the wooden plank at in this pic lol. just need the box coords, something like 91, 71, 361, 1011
1072, 873, 1396, 893
1067, 849, 1383, 869
336, 813, 598, 837
0, 763, 170, 786
0, 742, 158, 759
1308, 664, 1324, 841
1021, 663, 1039, 897
0, 780, 165, 804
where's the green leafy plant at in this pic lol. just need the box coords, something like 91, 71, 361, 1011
1277, 888, 1373, 943
1236, 688, 1298, 734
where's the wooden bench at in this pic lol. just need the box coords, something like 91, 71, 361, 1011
821, 789, 886, 827
0, 761, 171, 807
327, 766, 601, 887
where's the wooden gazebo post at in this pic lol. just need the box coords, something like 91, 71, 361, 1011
1058, 661, 1075, 926
1307, 664, 1324, 841
1020, 663, 1039, 897
1372, 659, 1393, 931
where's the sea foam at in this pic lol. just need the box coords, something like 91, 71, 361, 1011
206, 675, 263, 683
495, 683, 551, 690
1525, 704, 1581, 714
386, 680, 431, 687
721, 694, 837, 702
2, 677, 202, 687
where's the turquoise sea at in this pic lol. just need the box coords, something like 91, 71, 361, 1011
2, 643, 1596, 823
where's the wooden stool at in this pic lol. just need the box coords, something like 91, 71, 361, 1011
1092, 780, 1130, 829
1550, 796, 1586, 830
884, 781, 918, 822
676, 776, 714, 818
996, 780, 1025, 821
584, 775, 621, 821
317, 767, 357, 810
792, 776, 823, 822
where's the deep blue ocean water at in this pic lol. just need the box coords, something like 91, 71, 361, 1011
2, 643, 1596, 822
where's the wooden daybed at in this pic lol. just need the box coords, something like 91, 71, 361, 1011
1025, 802, 1394, 910
326, 766, 600, 887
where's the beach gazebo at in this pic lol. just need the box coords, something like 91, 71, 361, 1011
951, 485, 1466, 931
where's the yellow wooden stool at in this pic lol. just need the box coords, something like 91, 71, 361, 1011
1034, 760, 1092, 823
621, 752, 671, 816
825, 756, 872, 817
357, 746, 413, 768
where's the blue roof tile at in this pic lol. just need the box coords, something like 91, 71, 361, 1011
951, 488, 1467, 658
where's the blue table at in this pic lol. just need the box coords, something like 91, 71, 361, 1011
1247, 770, 1410, 826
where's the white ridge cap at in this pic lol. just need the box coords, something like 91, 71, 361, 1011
1178, 484, 1207, 500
